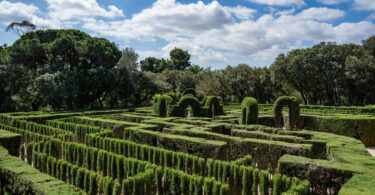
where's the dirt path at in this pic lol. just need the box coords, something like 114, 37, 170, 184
367, 147, 375, 157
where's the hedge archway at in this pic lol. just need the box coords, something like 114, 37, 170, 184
204, 96, 221, 118
241, 97, 258, 125
175, 95, 202, 117
273, 96, 300, 129
154, 95, 173, 117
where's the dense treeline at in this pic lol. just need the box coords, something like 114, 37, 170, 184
1, 29, 375, 112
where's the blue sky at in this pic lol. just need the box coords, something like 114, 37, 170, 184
1, 0, 375, 69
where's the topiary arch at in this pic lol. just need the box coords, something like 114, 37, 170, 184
173, 95, 202, 117
204, 96, 223, 118
241, 97, 258, 125
154, 95, 173, 117
273, 96, 300, 129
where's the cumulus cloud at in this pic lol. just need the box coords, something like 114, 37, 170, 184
1, 0, 375, 66
317, 0, 351, 5
46, 0, 124, 20
354, 0, 375, 10
81, 0, 375, 65
0, 1, 61, 28
296, 7, 345, 21
224, 5, 257, 20
0, 1, 38, 24
246, 0, 306, 6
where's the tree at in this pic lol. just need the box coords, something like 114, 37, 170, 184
345, 55, 375, 104
9, 29, 122, 110
140, 57, 159, 72
113, 48, 139, 107
362, 35, 375, 57
118, 48, 139, 72
169, 48, 191, 70
6, 20, 36, 37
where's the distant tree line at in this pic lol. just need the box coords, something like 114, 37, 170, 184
1, 25, 375, 112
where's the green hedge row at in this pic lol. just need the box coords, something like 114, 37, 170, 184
0, 130, 22, 156
0, 123, 54, 143
0, 146, 84, 195
124, 127, 228, 160
0, 119, 73, 142
86, 133, 309, 194
161, 126, 312, 169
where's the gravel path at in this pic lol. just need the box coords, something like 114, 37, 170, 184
367, 147, 375, 156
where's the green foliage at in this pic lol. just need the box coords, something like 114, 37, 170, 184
241, 97, 258, 125
169, 48, 191, 71
203, 96, 223, 117
183, 88, 196, 97
273, 96, 300, 129
273, 173, 282, 195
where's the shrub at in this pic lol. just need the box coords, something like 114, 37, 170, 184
203, 96, 223, 117
154, 95, 174, 117
273, 96, 300, 129
241, 97, 259, 125
171, 95, 202, 117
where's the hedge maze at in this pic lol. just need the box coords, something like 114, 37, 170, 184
0, 95, 374, 194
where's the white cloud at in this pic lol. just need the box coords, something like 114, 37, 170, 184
317, 0, 351, 5
224, 5, 257, 20
81, 0, 375, 65
46, 0, 124, 20
1, 0, 374, 67
0, 1, 38, 24
0, 1, 61, 28
83, 0, 237, 41
275, 8, 296, 16
368, 13, 375, 20
296, 7, 345, 21
354, 0, 375, 10
246, 0, 306, 6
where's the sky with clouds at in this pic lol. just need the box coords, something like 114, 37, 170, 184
0, 0, 375, 69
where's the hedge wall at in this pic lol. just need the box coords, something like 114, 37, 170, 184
0, 130, 22, 156
0, 146, 84, 194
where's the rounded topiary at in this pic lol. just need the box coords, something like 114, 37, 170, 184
273, 96, 300, 129
241, 97, 258, 125
204, 96, 223, 118
154, 95, 173, 117
173, 95, 202, 117
183, 88, 197, 97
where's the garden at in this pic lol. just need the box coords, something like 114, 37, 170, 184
0, 89, 374, 194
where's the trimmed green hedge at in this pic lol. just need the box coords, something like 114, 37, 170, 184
170, 95, 203, 117
273, 96, 300, 129
154, 94, 174, 117
0, 130, 22, 156
297, 115, 375, 147
241, 97, 258, 125
203, 96, 223, 118
0, 146, 84, 194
